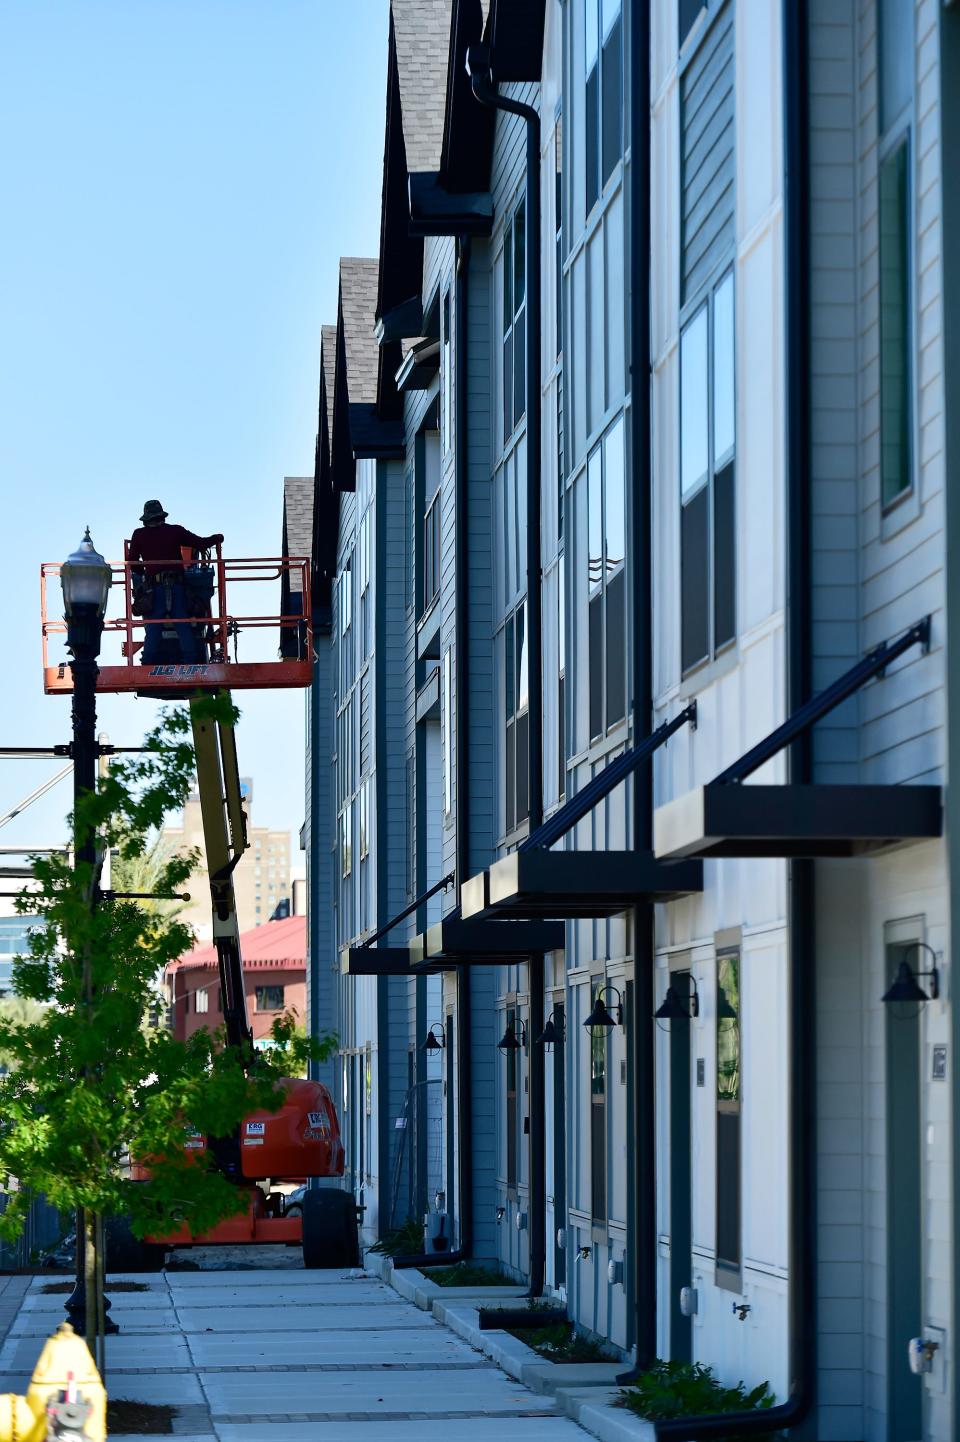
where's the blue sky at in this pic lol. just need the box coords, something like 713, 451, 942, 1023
0, 1, 388, 855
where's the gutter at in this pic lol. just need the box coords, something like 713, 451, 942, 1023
654, 0, 815, 1431
618, 0, 657, 1378
467, 45, 546, 1300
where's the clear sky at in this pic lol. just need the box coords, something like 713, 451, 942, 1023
0, 1, 388, 858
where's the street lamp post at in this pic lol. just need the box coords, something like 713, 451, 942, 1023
59, 529, 117, 1337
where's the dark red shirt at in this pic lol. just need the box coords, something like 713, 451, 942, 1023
129, 523, 217, 577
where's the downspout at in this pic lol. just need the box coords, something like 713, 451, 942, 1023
468, 46, 546, 1300
654, 0, 815, 1432
398, 235, 475, 1270
619, 0, 657, 1378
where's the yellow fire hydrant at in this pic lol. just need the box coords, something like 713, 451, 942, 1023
0, 1322, 106, 1441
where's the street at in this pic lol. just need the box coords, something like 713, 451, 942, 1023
0, 1263, 600, 1441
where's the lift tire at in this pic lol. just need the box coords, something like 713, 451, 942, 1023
104, 1215, 167, 1274
301, 1189, 360, 1270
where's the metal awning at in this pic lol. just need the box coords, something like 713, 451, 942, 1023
461, 850, 703, 921
654, 783, 942, 860
409, 916, 565, 968
342, 946, 445, 977
653, 618, 940, 861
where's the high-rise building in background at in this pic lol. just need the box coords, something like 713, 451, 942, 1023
161, 777, 291, 942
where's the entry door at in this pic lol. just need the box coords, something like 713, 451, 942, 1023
886, 942, 923, 1441
669, 970, 693, 1362
552, 1003, 567, 1287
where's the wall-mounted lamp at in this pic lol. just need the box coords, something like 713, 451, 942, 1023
534, 1009, 566, 1049
498, 1019, 527, 1052
654, 974, 700, 1024
583, 984, 624, 1032
422, 1022, 446, 1052
882, 941, 940, 1008
496, 1205, 506, 1223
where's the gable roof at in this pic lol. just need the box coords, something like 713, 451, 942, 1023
393, 0, 452, 173
332, 258, 404, 493
282, 477, 314, 567
311, 324, 339, 615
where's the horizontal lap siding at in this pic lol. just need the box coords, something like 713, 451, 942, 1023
680, 4, 735, 302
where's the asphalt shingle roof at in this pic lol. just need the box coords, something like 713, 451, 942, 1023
283, 476, 314, 564
392, 0, 453, 173
320, 324, 337, 445
339, 258, 380, 407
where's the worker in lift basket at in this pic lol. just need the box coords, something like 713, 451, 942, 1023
129, 500, 224, 665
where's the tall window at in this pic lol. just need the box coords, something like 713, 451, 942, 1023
442, 291, 452, 453
339, 807, 352, 879
443, 649, 453, 816
558, 555, 566, 799
502, 197, 526, 444
680, 269, 735, 673
338, 560, 353, 692
877, 0, 913, 511
359, 776, 370, 861
590, 983, 606, 1221
585, 0, 623, 213
194, 988, 209, 1015
357, 509, 371, 659
423, 490, 440, 612
505, 1006, 518, 1190
587, 416, 626, 739
504, 602, 529, 835
716, 950, 741, 1287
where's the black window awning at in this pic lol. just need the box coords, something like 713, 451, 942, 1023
409, 916, 565, 968
342, 945, 446, 977
654, 618, 941, 860
461, 850, 703, 921
654, 783, 942, 860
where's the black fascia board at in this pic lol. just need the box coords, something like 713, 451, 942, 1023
408, 172, 493, 237
376, 295, 425, 345
439, 0, 495, 193
421, 916, 565, 960
345, 947, 418, 977
461, 850, 704, 921
350, 404, 406, 459
487, 0, 547, 82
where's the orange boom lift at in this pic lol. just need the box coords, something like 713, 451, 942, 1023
40, 544, 359, 1269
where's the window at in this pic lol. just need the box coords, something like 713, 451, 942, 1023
558, 555, 566, 799
405, 749, 416, 898
877, 0, 913, 512
587, 416, 626, 739
405, 469, 414, 611
338, 560, 353, 692
359, 778, 370, 861
424, 490, 440, 612
442, 291, 452, 452
680, 270, 735, 673
716, 950, 741, 1285
443, 649, 453, 816
590, 983, 606, 1221
255, 985, 285, 1012
555, 117, 565, 541
585, 0, 623, 213
340, 807, 352, 878
195, 989, 209, 1014
504, 602, 529, 835
502, 197, 526, 444
358, 509, 371, 658
505, 1006, 518, 1189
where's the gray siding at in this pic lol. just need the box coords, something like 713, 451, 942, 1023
680, 2, 735, 302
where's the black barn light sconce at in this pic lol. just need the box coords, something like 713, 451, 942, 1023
497, 1019, 527, 1053
583, 984, 624, 1032
654, 974, 701, 1024
422, 1022, 446, 1052
534, 1010, 566, 1049
882, 941, 940, 1007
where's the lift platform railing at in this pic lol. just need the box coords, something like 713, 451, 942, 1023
40, 546, 313, 694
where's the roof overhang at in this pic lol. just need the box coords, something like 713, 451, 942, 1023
653, 783, 944, 860
396, 338, 441, 392
409, 916, 565, 967
461, 850, 703, 921
408, 172, 493, 237
376, 296, 425, 345
486, 0, 546, 81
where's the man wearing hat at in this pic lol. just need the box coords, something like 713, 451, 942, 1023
129, 501, 224, 665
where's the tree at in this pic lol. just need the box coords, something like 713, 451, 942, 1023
0, 695, 333, 1355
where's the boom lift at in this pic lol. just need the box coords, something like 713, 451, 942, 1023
41, 544, 359, 1269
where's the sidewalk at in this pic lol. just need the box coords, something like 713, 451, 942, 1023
0, 1263, 596, 1441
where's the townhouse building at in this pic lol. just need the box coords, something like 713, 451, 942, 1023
293, 1, 960, 1438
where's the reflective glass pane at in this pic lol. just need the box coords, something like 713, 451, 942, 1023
878, 0, 913, 132
713, 273, 735, 463
588, 446, 603, 596
502, 229, 513, 326
514, 199, 526, 307
680, 306, 709, 499
585, 0, 599, 72
603, 416, 625, 575
504, 614, 515, 720
517, 602, 529, 713
879, 142, 911, 507
601, 0, 621, 37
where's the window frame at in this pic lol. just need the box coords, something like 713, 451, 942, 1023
586, 414, 627, 742
423, 489, 441, 615
502, 600, 530, 840
498, 193, 527, 454
583, 0, 624, 218
679, 264, 736, 678
255, 984, 285, 1013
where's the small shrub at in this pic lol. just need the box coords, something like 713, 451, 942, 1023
509, 1317, 614, 1363
426, 1261, 511, 1287
621, 1360, 777, 1439
368, 1216, 425, 1257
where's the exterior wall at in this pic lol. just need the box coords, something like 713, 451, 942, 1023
169, 964, 306, 1044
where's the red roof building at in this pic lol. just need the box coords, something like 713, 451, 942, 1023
164, 914, 307, 1045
